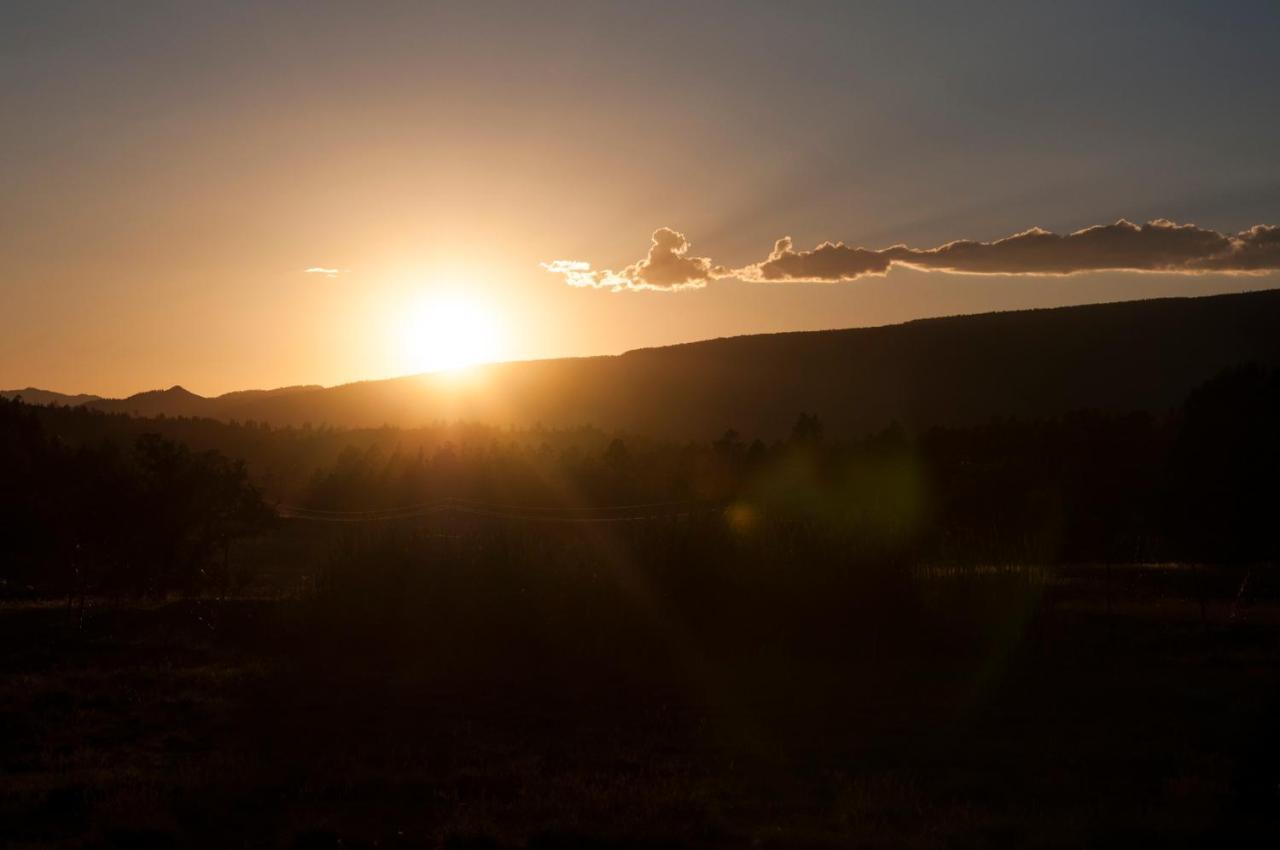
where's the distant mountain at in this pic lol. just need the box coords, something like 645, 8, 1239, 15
85, 384, 323, 419
12, 290, 1280, 438
87, 385, 210, 418
0, 388, 101, 406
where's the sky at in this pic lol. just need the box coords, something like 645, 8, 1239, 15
3, 0, 1279, 397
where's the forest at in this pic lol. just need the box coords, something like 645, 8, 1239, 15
4, 363, 1277, 598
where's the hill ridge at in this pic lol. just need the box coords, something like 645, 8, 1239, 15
11, 289, 1280, 438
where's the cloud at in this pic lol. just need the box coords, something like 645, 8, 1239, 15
550, 220, 1280, 291
739, 219, 1280, 282
737, 236, 893, 282
1195, 223, 1280, 271
542, 227, 727, 292
891, 219, 1233, 276
304, 267, 346, 278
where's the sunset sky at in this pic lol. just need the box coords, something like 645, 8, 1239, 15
4, 1, 1279, 397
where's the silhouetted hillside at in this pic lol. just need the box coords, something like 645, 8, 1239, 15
203, 289, 1280, 437
85, 384, 324, 419
0, 388, 101, 406
16, 290, 1280, 437
87, 385, 209, 418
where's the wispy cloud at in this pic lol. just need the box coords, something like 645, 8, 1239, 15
546, 220, 1280, 290
304, 266, 348, 278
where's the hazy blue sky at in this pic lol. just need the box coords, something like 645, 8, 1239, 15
3, 1, 1278, 394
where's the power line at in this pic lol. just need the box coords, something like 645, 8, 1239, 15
446, 496, 702, 513
276, 499, 449, 516
275, 496, 722, 524
443, 505, 717, 523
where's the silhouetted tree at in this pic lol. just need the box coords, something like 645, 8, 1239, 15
1165, 365, 1280, 563
0, 402, 273, 598
604, 438, 630, 469
790, 413, 824, 446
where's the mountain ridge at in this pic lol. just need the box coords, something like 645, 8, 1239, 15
0, 388, 103, 407
9, 289, 1280, 438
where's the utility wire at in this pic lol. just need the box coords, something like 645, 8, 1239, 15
275, 496, 722, 523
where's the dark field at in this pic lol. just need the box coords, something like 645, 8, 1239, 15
4, 552, 1278, 849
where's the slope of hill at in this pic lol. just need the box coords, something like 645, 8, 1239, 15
211, 288, 1280, 438
14, 289, 1280, 438
212, 385, 324, 405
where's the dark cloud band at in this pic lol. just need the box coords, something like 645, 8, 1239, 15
546, 219, 1280, 290
741, 219, 1280, 282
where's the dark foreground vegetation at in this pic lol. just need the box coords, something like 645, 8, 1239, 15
2, 366, 1279, 847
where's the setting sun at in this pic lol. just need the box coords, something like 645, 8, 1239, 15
397, 294, 502, 374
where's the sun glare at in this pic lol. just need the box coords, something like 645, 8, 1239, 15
398, 294, 502, 375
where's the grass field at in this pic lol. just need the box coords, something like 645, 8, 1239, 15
3, 560, 1278, 849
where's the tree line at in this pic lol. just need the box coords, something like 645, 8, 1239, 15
2, 364, 1276, 597
295, 364, 1279, 566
